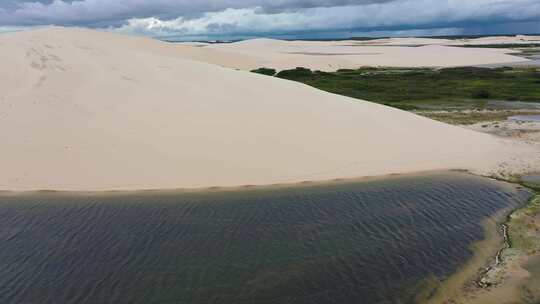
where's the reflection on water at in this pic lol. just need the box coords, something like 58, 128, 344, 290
487, 100, 540, 110
508, 114, 540, 122
479, 52, 540, 68
0, 172, 531, 304
522, 174, 540, 187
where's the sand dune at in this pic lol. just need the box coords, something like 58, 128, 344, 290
0, 27, 536, 191
174, 37, 530, 71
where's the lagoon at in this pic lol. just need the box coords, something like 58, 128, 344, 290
0, 172, 531, 304
509, 114, 540, 122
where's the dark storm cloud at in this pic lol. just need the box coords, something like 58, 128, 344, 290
0, 0, 538, 38
0, 0, 392, 26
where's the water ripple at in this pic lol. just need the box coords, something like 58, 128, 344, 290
0, 172, 531, 304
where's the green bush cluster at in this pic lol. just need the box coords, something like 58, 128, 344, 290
471, 89, 492, 99
250, 67, 277, 76
251, 66, 540, 109
276, 67, 314, 79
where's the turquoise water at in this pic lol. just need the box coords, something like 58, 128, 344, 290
0, 172, 530, 304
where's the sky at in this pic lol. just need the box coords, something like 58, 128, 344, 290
1, 0, 539, 40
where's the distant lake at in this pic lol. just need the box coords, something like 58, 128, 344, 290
508, 114, 540, 122
522, 173, 540, 186
0, 172, 531, 304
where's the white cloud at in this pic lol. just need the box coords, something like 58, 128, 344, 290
111, 0, 540, 37
0, 0, 388, 26
1, 0, 539, 38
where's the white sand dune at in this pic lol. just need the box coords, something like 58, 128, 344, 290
0, 27, 536, 191
175, 37, 530, 71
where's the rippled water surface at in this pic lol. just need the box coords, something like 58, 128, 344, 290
0, 172, 531, 304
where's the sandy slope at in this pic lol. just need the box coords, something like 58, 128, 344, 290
0, 27, 536, 191
174, 37, 530, 71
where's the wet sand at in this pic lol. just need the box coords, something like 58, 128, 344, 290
424, 193, 540, 304
418, 207, 516, 303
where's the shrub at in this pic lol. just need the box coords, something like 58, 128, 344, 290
251, 67, 277, 76
471, 89, 491, 99
276, 67, 314, 80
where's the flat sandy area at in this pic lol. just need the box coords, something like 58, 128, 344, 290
174, 36, 533, 71
345, 35, 540, 46
0, 27, 538, 191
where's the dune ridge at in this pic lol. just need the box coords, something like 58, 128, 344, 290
0, 27, 536, 191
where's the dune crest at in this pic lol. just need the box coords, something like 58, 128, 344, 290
0, 27, 535, 191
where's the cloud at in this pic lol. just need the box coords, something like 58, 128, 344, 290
0, 0, 538, 38
0, 0, 390, 26
111, 0, 540, 37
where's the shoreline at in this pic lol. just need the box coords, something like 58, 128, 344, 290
418, 206, 517, 303
420, 178, 540, 304
0, 169, 505, 196
0, 167, 526, 304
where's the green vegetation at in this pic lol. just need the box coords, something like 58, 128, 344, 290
276, 67, 313, 78
251, 67, 277, 76
509, 195, 540, 255
262, 66, 540, 109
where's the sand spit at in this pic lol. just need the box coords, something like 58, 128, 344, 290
0, 27, 536, 191
174, 37, 530, 71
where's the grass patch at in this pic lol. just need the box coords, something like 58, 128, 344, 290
260, 66, 540, 110
508, 195, 540, 255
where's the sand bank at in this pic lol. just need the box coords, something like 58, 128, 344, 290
0, 27, 537, 191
